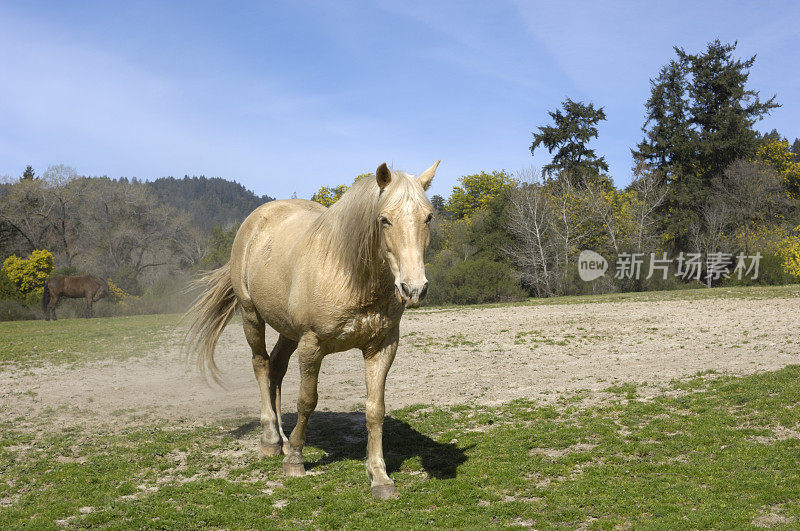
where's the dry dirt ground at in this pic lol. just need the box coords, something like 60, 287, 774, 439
2, 296, 798, 430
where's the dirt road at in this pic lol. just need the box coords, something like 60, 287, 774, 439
3, 296, 798, 430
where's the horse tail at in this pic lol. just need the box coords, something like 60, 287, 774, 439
182, 262, 238, 385
41, 283, 50, 314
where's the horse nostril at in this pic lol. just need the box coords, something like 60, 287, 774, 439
420, 282, 428, 299
401, 282, 412, 298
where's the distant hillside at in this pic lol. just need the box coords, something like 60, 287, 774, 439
147, 176, 274, 235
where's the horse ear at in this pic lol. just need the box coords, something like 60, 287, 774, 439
417, 160, 440, 191
376, 163, 391, 190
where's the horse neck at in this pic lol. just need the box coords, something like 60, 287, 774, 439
315, 203, 391, 305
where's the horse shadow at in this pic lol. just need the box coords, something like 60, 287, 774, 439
228, 411, 470, 479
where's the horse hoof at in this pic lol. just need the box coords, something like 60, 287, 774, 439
371, 484, 398, 499
260, 442, 283, 457
282, 461, 305, 477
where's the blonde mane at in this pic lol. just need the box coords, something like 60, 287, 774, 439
304, 171, 431, 301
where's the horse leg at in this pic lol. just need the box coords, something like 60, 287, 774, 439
48, 293, 59, 321
363, 325, 400, 499
268, 335, 296, 454
85, 294, 93, 318
283, 334, 322, 477
91, 287, 106, 317
243, 310, 282, 457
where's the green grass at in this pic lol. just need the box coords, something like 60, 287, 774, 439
2, 367, 800, 529
415, 283, 800, 312
0, 313, 182, 368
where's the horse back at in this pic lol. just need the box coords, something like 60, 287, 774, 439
230, 199, 326, 336
49, 274, 107, 298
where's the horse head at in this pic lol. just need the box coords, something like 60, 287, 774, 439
375, 160, 439, 308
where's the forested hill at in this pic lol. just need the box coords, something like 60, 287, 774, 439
147, 176, 274, 234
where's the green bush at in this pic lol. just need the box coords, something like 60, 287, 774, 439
426, 256, 526, 305
0, 299, 38, 321
0, 270, 23, 301
0, 270, 45, 320
723, 252, 799, 287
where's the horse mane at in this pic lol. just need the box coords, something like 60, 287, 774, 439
304, 171, 431, 301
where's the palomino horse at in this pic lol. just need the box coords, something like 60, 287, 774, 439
185, 161, 439, 498
42, 274, 110, 320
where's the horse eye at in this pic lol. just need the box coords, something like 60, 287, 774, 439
380, 216, 392, 226
425, 213, 433, 224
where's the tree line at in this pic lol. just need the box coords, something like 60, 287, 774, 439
2, 39, 799, 318
0, 168, 272, 319
313, 40, 800, 304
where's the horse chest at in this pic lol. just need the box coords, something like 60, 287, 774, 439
326, 309, 397, 352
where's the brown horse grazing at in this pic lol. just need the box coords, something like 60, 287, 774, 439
185, 161, 439, 498
42, 274, 110, 320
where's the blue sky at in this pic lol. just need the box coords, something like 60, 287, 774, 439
1, 1, 798, 199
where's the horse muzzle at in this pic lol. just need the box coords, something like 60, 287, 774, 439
395, 280, 428, 308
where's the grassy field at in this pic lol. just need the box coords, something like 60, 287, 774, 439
1, 284, 799, 528
0, 314, 182, 368
2, 367, 799, 528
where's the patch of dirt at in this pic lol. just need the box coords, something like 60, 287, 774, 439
529, 442, 598, 457
752, 504, 796, 528
1, 297, 798, 432
749, 425, 800, 444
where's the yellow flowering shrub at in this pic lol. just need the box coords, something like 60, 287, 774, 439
1, 249, 54, 295
756, 140, 800, 197
106, 279, 139, 305
311, 184, 349, 207
780, 225, 800, 277
447, 171, 514, 219
436, 216, 474, 257
733, 223, 787, 255
310, 173, 373, 206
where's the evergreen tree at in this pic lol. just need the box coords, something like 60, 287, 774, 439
760, 129, 785, 142
633, 59, 691, 178
430, 194, 446, 214
147, 175, 274, 235
20, 165, 36, 182
633, 40, 779, 245
792, 138, 800, 156
530, 98, 608, 184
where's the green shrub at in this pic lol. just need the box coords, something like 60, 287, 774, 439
0, 299, 37, 321
426, 256, 526, 305
0, 270, 23, 301
723, 252, 799, 287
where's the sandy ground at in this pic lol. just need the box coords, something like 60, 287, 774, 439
2, 297, 799, 430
